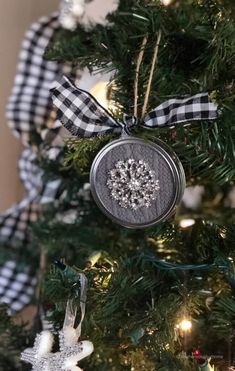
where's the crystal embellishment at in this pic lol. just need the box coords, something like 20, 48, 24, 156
21, 328, 93, 371
107, 159, 160, 210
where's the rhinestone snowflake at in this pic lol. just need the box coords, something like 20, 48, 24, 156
107, 159, 160, 210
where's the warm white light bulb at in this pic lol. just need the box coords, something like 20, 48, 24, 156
90, 81, 109, 109
177, 319, 192, 332
161, 0, 173, 5
90, 81, 117, 113
179, 218, 195, 228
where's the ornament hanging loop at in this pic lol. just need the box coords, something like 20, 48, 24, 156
133, 31, 162, 119
63, 299, 77, 329
141, 30, 162, 118
134, 35, 148, 117
62, 271, 88, 339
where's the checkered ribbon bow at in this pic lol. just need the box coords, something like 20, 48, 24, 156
51, 75, 218, 138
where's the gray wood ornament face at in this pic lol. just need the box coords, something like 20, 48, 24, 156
90, 136, 185, 229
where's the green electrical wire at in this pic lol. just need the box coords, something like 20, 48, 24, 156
138, 255, 233, 272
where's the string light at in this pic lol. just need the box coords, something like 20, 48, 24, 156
90, 81, 110, 109
179, 218, 195, 228
90, 81, 117, 112
161, 0, 173, 5
176, 318, 192, 333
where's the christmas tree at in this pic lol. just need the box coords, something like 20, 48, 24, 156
1, 0, 235, 370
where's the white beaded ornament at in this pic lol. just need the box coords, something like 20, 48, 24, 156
59, 0, 86, 30
21, 329, 93, 371
21, 273, 94, 370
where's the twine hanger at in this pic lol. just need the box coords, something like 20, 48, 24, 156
134, 30, 162, 119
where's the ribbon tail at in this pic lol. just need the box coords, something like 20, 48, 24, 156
142, 93, 218, 128
51, 76, 121, 138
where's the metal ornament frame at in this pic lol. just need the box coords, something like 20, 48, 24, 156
90, 135, 186, 229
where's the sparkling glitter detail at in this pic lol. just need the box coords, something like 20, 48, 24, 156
21, 330, 84, 371
107, 159, 160, 210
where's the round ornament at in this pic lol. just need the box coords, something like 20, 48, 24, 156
90, 135, 185, 229
51, 76, 217, 228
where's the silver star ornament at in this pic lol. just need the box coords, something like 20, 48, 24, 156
21, 327, 94, 371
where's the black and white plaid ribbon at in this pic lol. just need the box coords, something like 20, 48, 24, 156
51, 75, 218, 138
0, 260, 37, 313
1, 11, 92, 313
0, 148, 61, 244
1, 11, 66, 247
0, 149, 61, 314
6, 12, 60, 145
0, 13, 64, 313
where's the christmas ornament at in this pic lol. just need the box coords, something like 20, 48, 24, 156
80, 0, 119, 29
21, 329, 93, 371
193, 350, 215, 371
59, 0, 86, 30
21, 271, 94, 370
51, 75, 218, 228
51, 23, 217, 229
198, 358, 215, 371
90, 135, 185, 228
